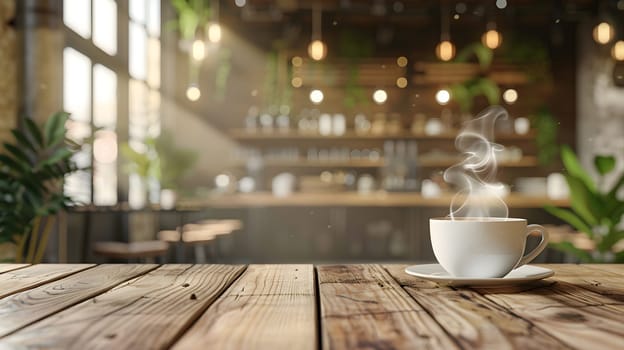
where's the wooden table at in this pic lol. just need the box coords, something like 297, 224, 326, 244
0, 264, 622, 349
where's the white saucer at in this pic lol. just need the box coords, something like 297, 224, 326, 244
404, 264, 554, 287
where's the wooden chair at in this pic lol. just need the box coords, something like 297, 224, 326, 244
93, 240, 169, 263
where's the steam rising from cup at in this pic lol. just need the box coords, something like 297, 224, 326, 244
444, 106, 509, 220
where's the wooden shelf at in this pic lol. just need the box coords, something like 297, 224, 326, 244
177, 192, 569, 209
229, 129, 536, 142
234, 156, 538, 169
420, 156, 538, 168
258, 159, 383, 168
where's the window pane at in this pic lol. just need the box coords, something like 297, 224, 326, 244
129, 79, 149, 140
63, 0, 91, 38
65, 145, 92, 205
129, 22, 147, 80
147, 38, 160, 88
93, 0, 117, 55
63, 47, 91, 123
147, 90, 161, 137
129, 0, 146, 24
147, 0, 161, 36
93, 64, 117, 129
93, 130, 118, 205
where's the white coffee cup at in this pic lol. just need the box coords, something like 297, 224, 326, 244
430, 217, 549, 278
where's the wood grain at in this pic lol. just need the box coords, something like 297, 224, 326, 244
173, 265, 316, 350
1, 264, 245, 350
0, 264, 94, 299
384, 264, 567, 350
537, 264, 624, 303
0, 264, 29, 274
317, 264, 458, 349
0, 264, 156, 337
581, 264, 624, 276
478, 266, 624, 349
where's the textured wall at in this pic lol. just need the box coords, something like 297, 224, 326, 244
577, 20, 624, 190
0, 0, 17, 144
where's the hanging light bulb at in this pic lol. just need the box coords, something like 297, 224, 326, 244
372, 89, 388, 104
186, 85, 201, 101
308, 4, 327, 61
191, 39, 206, 61
481, 22, 502, 49
593, 22, 614, 44
309, 89, 324, 104
436, 41, 455, 61
207, 22, 222, 43
308, 40, 327, 61
435, 89, 450, 105
436, 4, 455, 61
613, 40, 624, 61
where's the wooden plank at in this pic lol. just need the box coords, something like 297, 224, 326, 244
317, 264, 458, 349
1, 264, 245, 349
0, 264, 29, 274
0, 264, 94, 299
478, 269, 624, 349
173, 265, 316, 350
0, 264, 156, 337
581, 264, 624, 276
384, 264, 568, 349
540, 265, 624, 303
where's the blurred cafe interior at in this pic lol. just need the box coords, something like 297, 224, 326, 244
1, 0, 623, 264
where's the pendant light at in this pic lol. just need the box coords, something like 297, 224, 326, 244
435, 3, 455, 61
207, 0, 222, 43
307, 3, 327, 61
613, 40, 624, 61
593, 22, 615, 44
482, 22, 502, 49
593, 1, 615, 45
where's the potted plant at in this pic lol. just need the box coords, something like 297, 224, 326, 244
544, 145, 624, 262
120, 138, 160, 209
0, 112, 82, 263
154, 132, 197, 210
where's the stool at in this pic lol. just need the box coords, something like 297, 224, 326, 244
93, 241, 169, 263
158, 220, 242, 263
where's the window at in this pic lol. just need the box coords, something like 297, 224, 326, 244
63, 0, 161, 206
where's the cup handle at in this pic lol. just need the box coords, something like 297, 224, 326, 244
515, 224, 550, 268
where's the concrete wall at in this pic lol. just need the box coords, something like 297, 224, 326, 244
0, 0, 16, 143
577, 20, 624, 190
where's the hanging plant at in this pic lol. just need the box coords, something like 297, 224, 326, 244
339, 29, 373, 109
169, 0, 212, 41
449, 43, 500, 114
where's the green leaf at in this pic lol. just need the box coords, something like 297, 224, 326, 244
615, 251, 624, 263
0, 154, 25, 173
42, 148, 73, 168
548, 241, 593, 263
10, 129, 38, 154
565, 175, 602, 226
561, 145, 596, 193
449, 83, 472, 112
24, 118, 44, 146
473, 44, 493, 69
594, 155, 616, 176
455, 43, 493, 69
43, 111, 70, 147
3, 143, 32, 165
544, 205, 593, 237
476, 78, 500, 105
607, 173, 624, 200
598, 230, 624, 252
